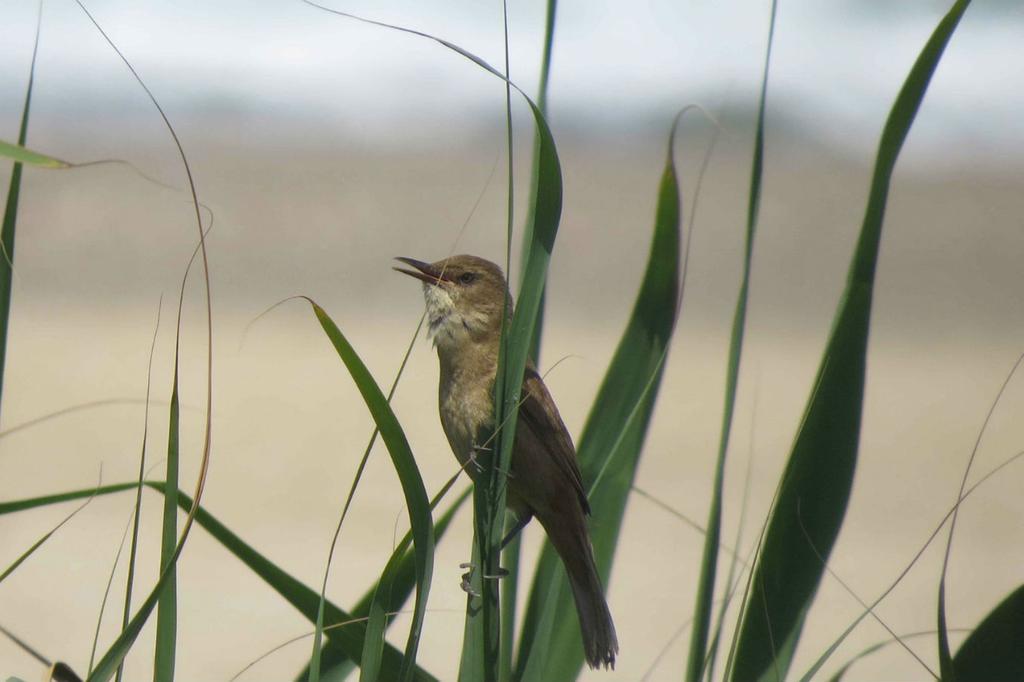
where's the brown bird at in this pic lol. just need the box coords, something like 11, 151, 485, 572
394, 254, 618, 670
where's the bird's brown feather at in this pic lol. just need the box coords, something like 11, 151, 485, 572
512, 366, 591, 517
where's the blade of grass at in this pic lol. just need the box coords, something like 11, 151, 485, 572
728, 2, 972, 680
353, 319, 427, 682
827, 629, 968, 682
0, 624, 84, 682
516, 0, 556, 363
0, 623, 51, 669
121, 226, 205, 681
794, 505, 936, 679
937, 310, 1023, 681
950, 584, 1024, 681
705, 398, 758, 682
634, 431, 753, 682
0, 482, 139, 515
358, 531, 405, 682
239, 610, 432, 682
0, 140, 70, 169
686, 4, 775, 680
796, 395, 1024, 682
164, 479, 433, 682
797, 444, 1024, 680
514, 112, 683, 681
0, 480, 438, 682
354, 484, 471, 679
0, 475, 98, 584
89, 503, 136, 675
495, 2, 522, 678
72, 1, 215, 678
87, 455, 192, 678
154, 315, 178, 682
0, 2, 42, 420
297, 484, 471, 682
304, 299, 435, 682
498, 516, 522, 682
0, 399, 156, 441
115, 300, 162, 682
305, 314, 425, 682
485, 44, 562, 682
161, 486, 434, 682
500, 0, 515, 297
721, 472, 779, 682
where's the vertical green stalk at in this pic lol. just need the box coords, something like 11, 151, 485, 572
499, 3, 557, 681
153, 374, 179, 681
112, 303, 163, 682
518, 0, 557, 363
0, 3, 43, 419
498, 518, 521, 682
685, 3, 776, 681
496, 2, 518, 673
462, 3, 520, 680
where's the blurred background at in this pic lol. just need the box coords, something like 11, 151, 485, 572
1, 0, 1022, 679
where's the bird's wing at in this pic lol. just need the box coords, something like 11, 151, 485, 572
516, 366, 591, 516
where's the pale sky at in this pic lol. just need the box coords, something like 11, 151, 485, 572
1, 0, 1021, 164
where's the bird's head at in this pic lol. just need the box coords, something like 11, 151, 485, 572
394, 254, 511, 350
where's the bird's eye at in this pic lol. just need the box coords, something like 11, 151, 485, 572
458, 272, 477, 285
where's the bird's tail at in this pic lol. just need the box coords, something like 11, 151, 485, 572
543, 514, 619, 670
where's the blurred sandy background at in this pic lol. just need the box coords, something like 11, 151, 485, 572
1, 1, 1023, 680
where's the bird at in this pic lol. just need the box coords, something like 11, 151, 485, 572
394, 253, 618, 670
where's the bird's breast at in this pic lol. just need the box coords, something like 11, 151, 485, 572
438, 363, 496, 473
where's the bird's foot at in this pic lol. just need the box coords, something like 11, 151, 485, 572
469, 444, 517, 479
465, 447, 488, 474
459, 562, 510, 596
459, 562, 480, 596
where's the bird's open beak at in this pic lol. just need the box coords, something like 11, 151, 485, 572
393, 257, 451, 286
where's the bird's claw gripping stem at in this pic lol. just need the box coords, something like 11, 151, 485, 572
459, 562, 510, 596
